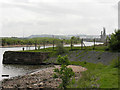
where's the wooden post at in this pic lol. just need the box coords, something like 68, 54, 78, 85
35, 43, 37, 50
53, 40, 54, 50
81, 38, 83, 49
71, 40, 73, 50
29, 42, 30, 50
43, 40, 45, 49
34, 40, 37, 50
53, 35, 55, 50
61, 40, 63, 46
93, 38, 95, 50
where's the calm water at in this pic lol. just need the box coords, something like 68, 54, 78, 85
0, 41, 103, 81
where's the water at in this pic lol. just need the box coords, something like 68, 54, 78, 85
0, 41, 103, 81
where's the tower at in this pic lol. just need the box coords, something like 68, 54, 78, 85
103, 27, 106, 36
101, 27, 107, 42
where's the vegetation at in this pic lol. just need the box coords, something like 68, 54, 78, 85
69, 59, 119, 88
56, 43, 68, 55
53, 55, 75, 89
14, 34, 119, 89
109, 30, 120, 52
1, 37, 81, 46
20, 45, 108, 54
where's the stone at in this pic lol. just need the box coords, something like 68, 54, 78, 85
3, 51, 50, 65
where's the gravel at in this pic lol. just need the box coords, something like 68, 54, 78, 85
1, 65, 87, 88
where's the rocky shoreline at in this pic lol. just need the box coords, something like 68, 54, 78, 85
1, 65, 87, 88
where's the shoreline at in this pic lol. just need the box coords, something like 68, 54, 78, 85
0, 64, 54, 82
1, 65, 87, 88
0, 41, 104, 48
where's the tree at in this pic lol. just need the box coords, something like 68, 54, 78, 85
70, 36, 75, 50
53, 55, 75, 89
109, 30, 120, 52
56, 43, 67, 55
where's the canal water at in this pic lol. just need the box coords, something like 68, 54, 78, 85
0, 42, 103, 81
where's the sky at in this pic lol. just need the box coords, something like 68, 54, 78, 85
0, 0, 119, 37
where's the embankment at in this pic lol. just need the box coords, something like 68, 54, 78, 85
48, 50, 120, 65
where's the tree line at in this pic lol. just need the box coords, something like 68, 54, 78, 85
0, 37, 81, 46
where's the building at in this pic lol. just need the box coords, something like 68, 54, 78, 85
100, 27, 107, 42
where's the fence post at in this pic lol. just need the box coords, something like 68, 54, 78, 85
93, 38, 95, 50
35, 43, 37, 50
81, 38, 83, 49
43, 40, 45, 49
61, 40, 64, 46
53, 40, 54, 50
53, 35, 55, 50
71, 40, 73, 50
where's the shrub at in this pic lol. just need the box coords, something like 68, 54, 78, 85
53, 55, 75, 89
56, 43, 68, 55
109, 30, 120, 52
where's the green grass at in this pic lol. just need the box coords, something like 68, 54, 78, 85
19, 45, 108, 53
85, 46, 108, 52
68, 60, 119, 88
19, 45, 119, 88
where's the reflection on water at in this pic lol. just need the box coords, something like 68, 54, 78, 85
0, 42, 103, 81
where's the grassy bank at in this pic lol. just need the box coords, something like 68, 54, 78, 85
20, 45, 119, 88
68, 59, 119, 88
20, 45, 109, 60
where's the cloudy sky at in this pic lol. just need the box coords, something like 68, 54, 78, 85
0, 0, 119, 37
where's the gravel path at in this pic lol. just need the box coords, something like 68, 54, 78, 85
1, 65, 87, 88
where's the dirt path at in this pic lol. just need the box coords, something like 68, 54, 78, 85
2, 65, 87, 88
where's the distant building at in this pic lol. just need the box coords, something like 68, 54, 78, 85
100, 27, 107, 42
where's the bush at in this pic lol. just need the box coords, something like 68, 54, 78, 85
109, 30, 120, 52
56, 43, 68, 55
53, 55, 75, 89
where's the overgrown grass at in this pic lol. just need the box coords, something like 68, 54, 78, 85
68, 59, 119, 88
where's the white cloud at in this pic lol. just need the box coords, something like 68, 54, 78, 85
0, 0, 119, 37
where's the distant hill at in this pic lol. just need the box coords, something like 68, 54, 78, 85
28, 35, 53, 38
28, 34, 70, 39
28, 34, 100, 39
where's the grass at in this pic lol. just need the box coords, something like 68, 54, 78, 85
68, 59, 119, 88
85, 46, 108, 52
19, 45, 108, 53
18, 45, 119, 88
19, 47, 55, 52
17, 46, 108, 60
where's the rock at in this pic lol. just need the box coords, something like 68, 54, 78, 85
33, 84, 37, 86
38, 82, 44, 87
2, 65, 86, 88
